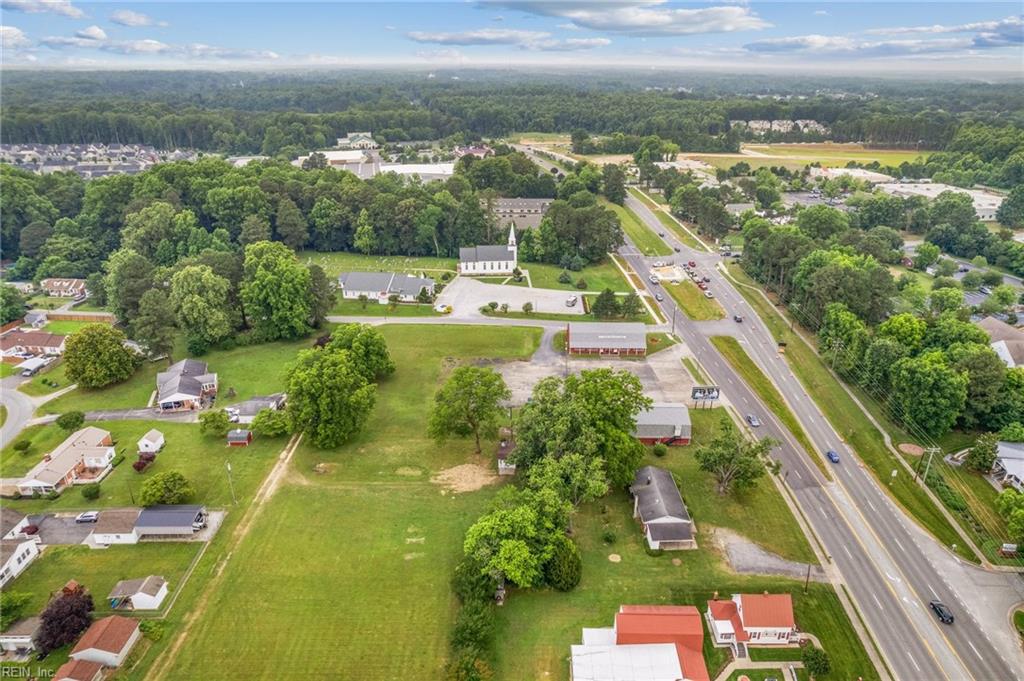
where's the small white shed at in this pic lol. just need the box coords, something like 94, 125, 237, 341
138, 429, 165, 454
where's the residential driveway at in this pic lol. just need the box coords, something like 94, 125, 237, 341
28, 513, 95, 545
436, 277, 585, 318
0, 374, 34, 447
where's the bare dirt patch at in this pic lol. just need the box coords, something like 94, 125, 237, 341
899, 443, 925, 456
608, 553, 622, 563
431, 463, 498, 493
395, 467, 423, 477
404, 552, 425, 560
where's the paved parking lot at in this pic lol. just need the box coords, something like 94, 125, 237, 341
28, 513, 95, 545
436, 277, 586, 318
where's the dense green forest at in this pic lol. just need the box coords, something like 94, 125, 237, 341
4, 71, 1023, 158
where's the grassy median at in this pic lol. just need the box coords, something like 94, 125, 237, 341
664, 280, 725, 320
709, 335, 826, 477
604, 199, 673, 256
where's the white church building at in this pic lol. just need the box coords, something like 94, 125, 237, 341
458, 225, 518, 276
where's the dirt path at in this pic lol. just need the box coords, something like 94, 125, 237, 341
146, 433, 303, 681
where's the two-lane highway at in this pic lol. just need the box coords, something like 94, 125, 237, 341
622, 192, 1023, 681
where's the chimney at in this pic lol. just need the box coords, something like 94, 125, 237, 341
713, 590, 719, 600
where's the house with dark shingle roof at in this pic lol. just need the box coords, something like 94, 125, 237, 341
630, 466, 696, 550
0, 616, 41, 655
156, 359, 217, 411
634, 403, 692, 446
108, 575, 168, 610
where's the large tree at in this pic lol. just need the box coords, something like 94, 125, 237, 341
428, 366, 511, 453
513, 369, 651, 487
307, 263, 336, 329
139, 470, 196, 506
287, 346, 377, 448
240, 241, 312, 341
891, 352, 968, 437
64, 324, 141, 388
131, 288, 177, 360
326, 323, 395, 382
526, 453, 608, 531
601, 164, 627, 205
695, 416, 776, 495
274, 196, 309, 250
0, 285, 26, 325
169, 264, 234, 352
103, 248, 155, 324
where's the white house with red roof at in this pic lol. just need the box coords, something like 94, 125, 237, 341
69, 615, 141, 667
706, 593, 797, 652
571, 605, 709, 681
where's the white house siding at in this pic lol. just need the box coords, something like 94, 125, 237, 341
92, 531, 139, 546
460, 259, 516, 275
0, 541, 40, 587
71, 627, 141, 667
130, 583, 168, 610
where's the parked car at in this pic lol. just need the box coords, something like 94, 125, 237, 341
929, 600, 954, 624
673, 246, 681, 253
655, 293, 664, 302
733, 315, 743, 323
704, 291, 714, 298
957, 265, 969, 273
722, 250, 732, 257
649, 274, 660, 284
745, 414, 762, 427
566, 295, 578, 307
434, 304, 452, 314
75, 511, 99, 524
697, 282, 707, 290
826, 450, 841, 464
979, 286, 992, 295
653, 261, 665, 268
688, 260, 697, 268
702, 276, 711, 283
658, 231, 666, 237
225, 407, 240, 423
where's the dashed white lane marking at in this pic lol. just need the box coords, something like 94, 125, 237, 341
908, 653, 921, 672
969, 642, 982, 659
843, 545, 853, 559
872, 593, 885, 611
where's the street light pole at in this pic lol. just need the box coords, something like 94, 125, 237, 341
225, 460, 237, 505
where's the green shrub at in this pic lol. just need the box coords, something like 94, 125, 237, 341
602, 529, 617, 544
544, 535, 582, 591
652, 443, 668, 457
444, 650, 493, 681
450, 600, 494, 654
575, 278, 587, 290
802, 645, 831, 678
452, 557, 495, 606
45, 490, 59, 500
13, 440, 31, 454
644, 545, 664, 557
558, 270, 572, 284
55, 411, 85, 432
111, 453, 125, 467
80, 483, 101, 500
139, 620, 167, 641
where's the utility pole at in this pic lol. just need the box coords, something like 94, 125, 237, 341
914, 447, 940, 483
225, 460, 237, 505
830, 338, 844, 371
804, 563, 811, 593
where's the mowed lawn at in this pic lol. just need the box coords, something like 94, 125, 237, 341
2, 420, 285, 513
43, 334, 316, 414
526, 260, 631, 293
657, 408, 817, 564
8, 543, 201, 615
161, 325, 542, 680
18, 360, 70, 397
330, 298, 442, 316
665, 280, 725, 320
604, 199, 673, 257
297, 250, 457, 276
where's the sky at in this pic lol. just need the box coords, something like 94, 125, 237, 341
0, 1, 1021, 76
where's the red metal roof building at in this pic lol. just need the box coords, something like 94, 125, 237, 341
707, 593, 797, 651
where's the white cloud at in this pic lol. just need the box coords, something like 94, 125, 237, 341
814, 10, 828, 16
384, 25, 396, 31
557, 22, 581, 30
0, 24, 31, 49
75, 25, 107, 41
865, 15, 1021, 36
40, 29, 279, 60
110, 9, 167, 27
407, 27, 609, 51
0, 0, 83, 18
481, 1, 770, 36
744, 34, 972, 57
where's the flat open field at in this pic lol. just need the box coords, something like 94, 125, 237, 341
526, 259, 631, 293
664, 280, 724, 320
297, 250, 458, 277
690, 143, 929, 171
159, 325, 542, 680
330, 298, 441, 316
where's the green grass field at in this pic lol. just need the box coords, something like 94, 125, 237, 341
723, 263, 976, 562
24, 295, 71, 310
330, 298, 441, 316
526, 260, 631, 293
657, 408, 817, 563
158, 325, 541, 680
604, 199, 673, 257
689, 143, 929, 172
709, 335, 824, 476
42, 320, 106, 335
0, 363, 15, 378
664, 280, 725, 320
682, 357, 710, 384
2, 420, 285, 513
43, 335, 317, 415
71, 299, 108, 312
17, 361, 69, 397
9, 543, 201, 615
297, 250, 457, 276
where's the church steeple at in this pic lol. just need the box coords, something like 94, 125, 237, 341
507, 224, 517, 247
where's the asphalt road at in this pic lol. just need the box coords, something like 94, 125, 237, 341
622, 193, 1022, 681
0, 374, 35, 448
